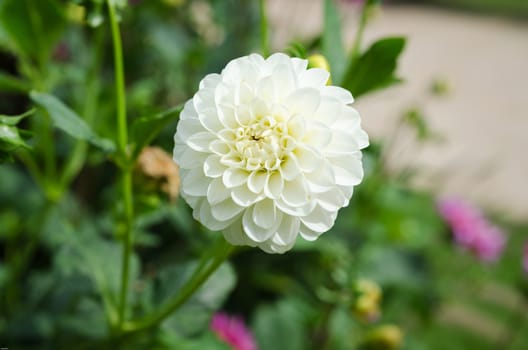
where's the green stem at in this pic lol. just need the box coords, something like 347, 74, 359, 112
122, 239, 234, 333
107, 0, 134, 329
350, 0, 372, 64
108, 1, 128, 154
259, 0, 269, 57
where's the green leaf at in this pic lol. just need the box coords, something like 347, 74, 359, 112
322, 0, 346, 84
253, 299, 308, 350
0, 124, 30, 157
0, 109, 34, 126
131, 104, 183, 157
153, 261, 236, 336
342, 37, 406, 98
30, 91, 115, 152
0, 0, 65, 59
0, 72, 31, 93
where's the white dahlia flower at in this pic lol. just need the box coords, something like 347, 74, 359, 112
173, 53, 368, 253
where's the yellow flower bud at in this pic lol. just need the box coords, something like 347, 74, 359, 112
66, 3, 86, 24
352, 279, 382, 322
363, 324, 404, 350
307, 54, 332, 85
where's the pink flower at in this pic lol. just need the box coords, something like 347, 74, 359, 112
211, 313, 258, 350
437, 198, 506, 262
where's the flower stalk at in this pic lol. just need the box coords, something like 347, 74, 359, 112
107, 0, 134, 329
122, 238, 235, 333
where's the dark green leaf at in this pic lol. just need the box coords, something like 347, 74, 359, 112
342, 37, 406, 98
0, 109, 34, 126
322, 0, 346, 83
131, 104, 183, 157
0, 0, 65, 59
0, 71, 31, 93
30, 91, 116, 152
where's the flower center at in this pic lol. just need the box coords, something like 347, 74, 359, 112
231, 115, 296, 172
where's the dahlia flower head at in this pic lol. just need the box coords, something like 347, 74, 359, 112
210, 312, 258, 350
437, 197, 506, 262
173, 53, 368, 253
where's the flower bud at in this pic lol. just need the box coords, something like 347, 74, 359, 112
307, 54, 332, 85
363, 324, 403, 350
66, 3, 86, 24
137, 146, 180, 201
352, 279, 382, 322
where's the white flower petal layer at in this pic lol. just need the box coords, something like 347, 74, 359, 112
173, 53, 368, 253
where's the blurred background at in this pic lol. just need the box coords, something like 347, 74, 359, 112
0, 0, 527, 349
268, 0, 528, 221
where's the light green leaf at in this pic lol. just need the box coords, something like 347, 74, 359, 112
322, 0, 346, 84
0, 109, 34, 126
0, 0, 65, 59
131, 103, 183, 157
0, 124, 30, 159
342, 37, 406, 98
30, 91, 115, 152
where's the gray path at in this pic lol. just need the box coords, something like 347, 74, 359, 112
269, 1, 528, 221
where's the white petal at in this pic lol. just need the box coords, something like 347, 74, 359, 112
199, 73, 221, 89
198, 199, 234, 231
317, 187, 347, 212
314, 96, 341, 125
180, 99, 198, 120
217, 102, 239, 129
276, 197, 316, 217
176, 117, 204, 141
281, 177, 309, 207
206, 178, 231, 205
280, 155, 301, 181
303, 121, 332, 148
273, 64, 297, 100
287, 114, 305, 140
300, 205, 336, 233
272, 215, 300, 246
256, 76, 275, 104
299, 68, 329, 88
299, 223, 323, 242
248, 171, 267, 193
181, 167, 209, 196
231, 184, 261, 206
176, 148, 207, 169
203, 154, 225, 178
293, 145, 319, 172
305, 162, 335, 192
242, 205, 277, 243
187, 132, 216, 152
198, 107, 224, 132
222, 168, 249, 188
290, 57, 308, 75
223, 219, 256, 246
284, 88, 320, 117
322, 86, 354, 104
264, 171, 284, 199
331, 155, 364, 186
252, 199, 277, 229
211, 198, 244, 221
